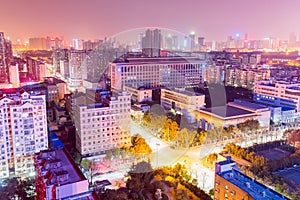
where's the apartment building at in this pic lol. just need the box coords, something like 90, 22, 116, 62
0, 90, 48, 178
73, 89, 131, 156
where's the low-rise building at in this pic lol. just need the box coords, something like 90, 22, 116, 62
34, 148, 97, 200
214, 157, 290, 200
228, 99, 271, 129
124, 85, 153, 102
161, 88, 205, 123
194, 105, 257, 130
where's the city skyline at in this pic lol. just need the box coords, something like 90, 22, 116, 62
1, 0, 300, 42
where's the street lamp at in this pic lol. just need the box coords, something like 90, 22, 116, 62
156, 143, 160, 167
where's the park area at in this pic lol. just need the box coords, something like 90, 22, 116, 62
257, 148, 291, 160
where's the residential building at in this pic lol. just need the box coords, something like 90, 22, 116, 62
161, 88, 205, 123
34, 148, 97, 200
0, 91, 48, 178
73, 89, 131, 156
110, 57, 206, 91
214, 157, 290, 200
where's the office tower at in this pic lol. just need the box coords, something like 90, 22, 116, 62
0, 32, 8, 83
198, 37, 205, 50
165, 34, 173, 50
172, 35, 179, 50
29, 37, 47, 50
214, 157, 289, 200
110, 57, 206, 91
9, 63, 19, 86
73, 89, 131, 156
189, 32, 195, 51
0, 91, 48, 178
142, 29, 161, 57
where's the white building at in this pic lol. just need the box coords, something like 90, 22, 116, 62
9, 63, 19, 86
254, 81, 300, 111
161, 88, 205, 123
123, 85, 152, 102
34, 149, 95, 200
73, 90, 131, 156
110, 57, 206, 91
0, 91, 48, 178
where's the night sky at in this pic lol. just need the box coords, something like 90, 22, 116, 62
1, 0, 300, 42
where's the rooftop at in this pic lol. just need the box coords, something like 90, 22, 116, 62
163, 88, 204, 97
201, 105, 255, 118
36, 149, 85, 186
113, 56, 204, 64
229, 99, 269, 111
218, 169, 289, 200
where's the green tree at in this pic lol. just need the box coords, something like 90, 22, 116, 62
81, 159, 98, 184
105, 150, 113, 160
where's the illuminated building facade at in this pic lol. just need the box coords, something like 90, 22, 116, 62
110, 57, 206, 91
0, 91, 48, 178
254, 81, 300, 111
161, 88, 205, 123
73, 90, 131, 156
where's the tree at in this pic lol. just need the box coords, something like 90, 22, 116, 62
287, 129, 300, 146
162, 119, 178, 141
81, 159, 98, 185
0, 177, 35, 200
142, 112, 151, 126
105, 150, 113, 160
129, 134, 152, 154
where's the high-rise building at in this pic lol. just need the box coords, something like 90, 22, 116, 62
189, 32, 195, 51
29, 37, 47, 50
0, 91, 48, 178
9, 63, 19, 86
141, 29, 161, 57
0, 32, 8, 83
73, 89, 131, 156
198, 37, 205, 50
214, 157, 289, 200
68, 50, 89, 86
110, 57, 206, 91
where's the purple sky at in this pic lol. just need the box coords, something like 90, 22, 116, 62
1, 0, 300, 42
